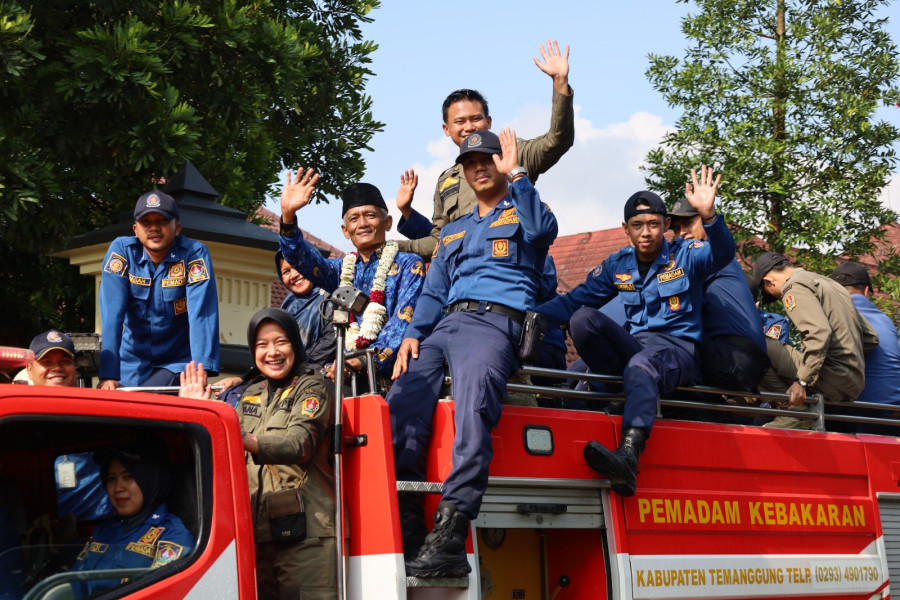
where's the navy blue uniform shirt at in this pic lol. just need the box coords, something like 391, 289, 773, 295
406, 177, 558, 340
537, 215, 736, 344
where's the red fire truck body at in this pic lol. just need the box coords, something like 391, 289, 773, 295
2, 383, 899, 600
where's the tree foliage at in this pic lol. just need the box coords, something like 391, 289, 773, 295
0, 0, 382, 343
643, 0, 900, 317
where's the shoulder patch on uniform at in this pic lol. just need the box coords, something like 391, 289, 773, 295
152, 541, 184, 568
443, 231, 465, 246
783, 294, 796, 311
591, 263, 603, 278
187, 258, 210, 284
431, 243, 439, 259
690, 240, 706, 248
765, 323, 783, 339
439, 176, 459, 193
103, 252, 128, 276
300, 396, 321, 417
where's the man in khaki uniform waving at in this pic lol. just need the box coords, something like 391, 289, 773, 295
395, 39, 574, 259
750, 252, 878, 429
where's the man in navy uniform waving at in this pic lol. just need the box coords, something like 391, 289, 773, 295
536, 167, 734, 497
389, 128, 558, 578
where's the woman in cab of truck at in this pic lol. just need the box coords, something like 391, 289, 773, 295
70, 433, 194, 598
180, 307, 336, 599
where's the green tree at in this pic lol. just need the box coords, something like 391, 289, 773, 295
643, 0, 900, 317
0, 0, 382, 343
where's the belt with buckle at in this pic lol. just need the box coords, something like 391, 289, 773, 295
446, 300, 525, 325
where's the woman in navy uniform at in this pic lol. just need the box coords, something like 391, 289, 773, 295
72, 434, 194, 598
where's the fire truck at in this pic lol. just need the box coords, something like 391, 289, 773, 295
2, 347, 900, 600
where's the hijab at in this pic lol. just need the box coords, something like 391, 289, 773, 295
246, 307, 308, 383
95, 432, 172, 532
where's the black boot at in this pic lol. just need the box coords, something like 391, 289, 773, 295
583, 427, 646, 497
398, 495, 426, 563
405, 500, 472, 578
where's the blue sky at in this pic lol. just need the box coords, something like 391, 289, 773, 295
267, 1, 900, 252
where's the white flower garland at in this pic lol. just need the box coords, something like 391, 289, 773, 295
340, 241, 399, 350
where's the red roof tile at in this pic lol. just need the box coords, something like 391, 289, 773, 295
549, 228, 630, 293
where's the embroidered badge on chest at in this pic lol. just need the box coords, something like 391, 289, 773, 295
492, 239, 509, 257
174, 298, 187, 315
168, 261, 185, 279
668, 296, 682, 311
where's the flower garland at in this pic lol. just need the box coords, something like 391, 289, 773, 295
340, 241, 399, 350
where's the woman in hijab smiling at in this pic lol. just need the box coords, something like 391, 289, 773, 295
71, 433, 194, 598
181, 307, 335, 599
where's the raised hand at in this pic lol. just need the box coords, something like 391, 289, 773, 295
684, 165, 722, 222
280, 167, 320, 224
396, 169, 418, 218
179, 361, 212, 400
533, 39, 570, 93
492, 128, 520, 177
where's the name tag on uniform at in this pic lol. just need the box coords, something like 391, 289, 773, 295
657, 267, 685, 284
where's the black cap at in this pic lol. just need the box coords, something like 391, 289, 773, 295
750, 252, 792, 304
831, 262, 872, 288
624, 191, 667, 222
29, 330, 75, 360
341, 183, 388, 217
669, 198, 699, 218
455, 130, 502, 164
134, 190, 179, 221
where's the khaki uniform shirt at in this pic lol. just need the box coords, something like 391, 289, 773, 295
241, 368, 334, 542
781, 269, 878, 397
397, 87, 575, 259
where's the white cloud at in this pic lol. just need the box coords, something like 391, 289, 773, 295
510, 105, 673, 236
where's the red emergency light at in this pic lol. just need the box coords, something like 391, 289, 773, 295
0, 346, 34, 369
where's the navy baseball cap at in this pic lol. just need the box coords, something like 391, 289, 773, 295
134, 190, 179, 221
341, 183, 388, 217
624, 191, 667, 222
29, 330, 75, 360
456, 130, 502, 164
669, 198, 699, 218
831, 262, 872, 288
